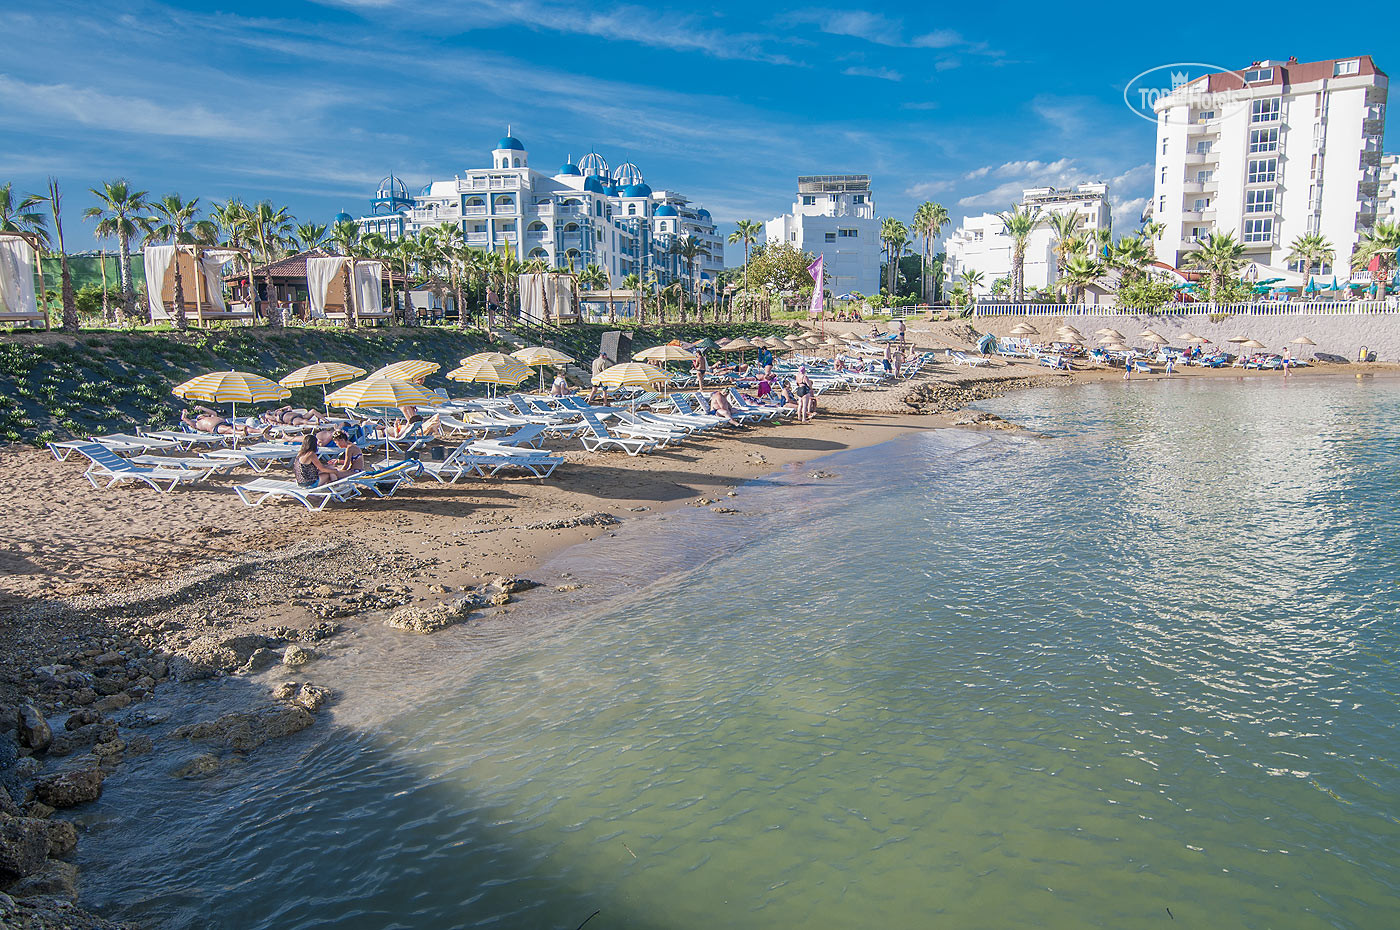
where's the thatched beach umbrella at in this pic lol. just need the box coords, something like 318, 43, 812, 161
1241, 339, 1266, 350
1010, 323, 1039, 336
1291, 336, 1317, 347
1139, 331, 1169, 346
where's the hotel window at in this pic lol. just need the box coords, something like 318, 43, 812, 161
1247, 158, 1278, 184
1245, 188, 1275, 213
1195, 140, 1213, 154
1193, 198, 1209, 212
1196, 170, 1214, 183
1334, 59, 1359, 76
1248, 128, 1279, 153
1244, 68, 1273, 83
1197, 110, 1215, 121
1161, 138, 1168, 154
802, 195, 816, 205
1243, 218, 1274, 243
1159, 196, 1166, 213
838, 228, 858, 237
1251, 98, 1281, 123
1161, 167, 1168, 183
853, 194, 866, 204
825, 232, 836, 242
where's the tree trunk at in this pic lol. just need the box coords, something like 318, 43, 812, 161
342, 262, 356, 329
99, 249, 111, 324
401, 260, 415, 326
265, 265, 281, 326
172, 255, 188, 330
117, 231, 134, 324
60, 252, 77, 333
453, 269, 466, 329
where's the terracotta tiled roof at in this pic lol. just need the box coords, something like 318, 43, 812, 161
1205, 55, 1385, 93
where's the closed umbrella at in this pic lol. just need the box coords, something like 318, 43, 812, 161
371, 359, 440, 383
279, 362, 367, 407
325, 377, 447, 460
172, 370, 290, 421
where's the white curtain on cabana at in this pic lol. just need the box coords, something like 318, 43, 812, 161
306, 256, 343, 318
307, 258, 384, 319
0, 236, 40, 319
518, 273, 578, 323
355, 261, 384, 315
144, 246, 239, 320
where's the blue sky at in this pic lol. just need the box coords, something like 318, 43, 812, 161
3, 0, 1395, 263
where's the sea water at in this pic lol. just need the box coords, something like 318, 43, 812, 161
77, 375, 1400, 929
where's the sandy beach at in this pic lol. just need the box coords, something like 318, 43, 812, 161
1, 322, 1395, 928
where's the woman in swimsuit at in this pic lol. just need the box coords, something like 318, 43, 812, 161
331, 430, 364, 475
293, 434, 341, 487
794, 366, 815, 423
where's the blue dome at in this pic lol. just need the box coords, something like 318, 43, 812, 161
623, 183, 652, 198
654, 204, 678, 217
583, 176, 607, 194
604, 185, 621, 197
497, 136, 525, 151
696, 208, 711, 218
333, 211, 353, 225
419, 183, 433, 195
559, 163, 581, 176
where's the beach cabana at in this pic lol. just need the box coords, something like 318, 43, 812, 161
307, 256, 391, 325
143, 245, 251, 326
0, 231, 47, 329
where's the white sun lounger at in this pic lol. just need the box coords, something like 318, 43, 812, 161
576, 411, 658, 455
947, 350, 991, 368
139, 429, 230, 450
233, 462, 417, 510
67, 442, 215, 491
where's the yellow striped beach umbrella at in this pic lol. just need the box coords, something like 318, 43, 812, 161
512, 346, 576, 390
460, 352, 518, 366
633, 344, 696, 363
592, 362, 668, 387
172, 370, 290, 418
446, 358, 531, 397
279, 362, 367, 406
325, 377, 443, 410
370, 359, 440, 382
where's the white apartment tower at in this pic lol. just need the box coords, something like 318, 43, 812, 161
944, 183, 1113, 295
1150, 56, 1388, 273
1380, 153, 1398, 222
765, 175, 881, 295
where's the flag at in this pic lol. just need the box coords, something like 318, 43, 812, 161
807, 255, 824, 315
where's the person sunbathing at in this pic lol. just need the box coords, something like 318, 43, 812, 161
264, 405, 328, 426
708, 390, 740, 424
182, 406, 267, 439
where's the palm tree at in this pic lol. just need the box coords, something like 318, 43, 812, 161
911, 201, 949, 304
328, 219, 363, 327
242, 202, 295, 325
1109, 236, 1152, 286
727, 218, 764, 320
1286, 233, 1335, 277
387, 234, 419, 326
879, 218, 910, 296
676, 235, 710, 319
0, 183, 49, 243
83, 179, 151, 322
578, 263, 609, 322
992, 204, 1043, 301
427, 223, 468, 327
1351, 220, 1400, 291
1046, 211, 1083, 298
29, 180, 77, 332
1062, 254, 1104, 304
1185, 230, 1247, 301
1140, 220, 1166, 259
294, 222, 329, 253
622, 272, 641, 324
147, 194, 216, 329
210, 199, 248, 249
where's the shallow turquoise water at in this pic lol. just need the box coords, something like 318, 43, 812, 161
80, 375, 1400, 928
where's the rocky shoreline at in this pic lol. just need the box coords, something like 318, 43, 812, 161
0, 536, 545, 929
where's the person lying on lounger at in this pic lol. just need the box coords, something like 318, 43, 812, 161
263, 406, 329, 426
181, 406, 268, 439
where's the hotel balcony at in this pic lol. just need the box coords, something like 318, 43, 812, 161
466, 232, 489, 246
1183, 151, 1218, 166
461, 205, 488, 216
1186, 122, 1219, 137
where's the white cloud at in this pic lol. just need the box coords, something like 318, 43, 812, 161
783, 8, 997, 57
0, 74, 246, 140
842, 66, 902, 82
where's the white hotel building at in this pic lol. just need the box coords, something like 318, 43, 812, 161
765, 175, 881, 295
348, 135, 723, 288
943, 183, 1113, 295
1149, 56, 1388, 273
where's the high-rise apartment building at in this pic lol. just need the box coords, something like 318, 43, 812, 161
1149, 56, 1388, 273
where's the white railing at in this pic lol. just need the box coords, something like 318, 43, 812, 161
973, 300, 1399, 317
